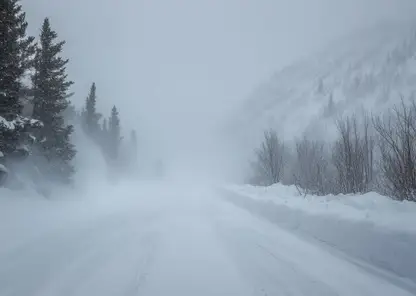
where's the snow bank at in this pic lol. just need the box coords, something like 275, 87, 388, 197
0, 163, 8, 173
223, 185, 416, 285
226, 183, 416, 233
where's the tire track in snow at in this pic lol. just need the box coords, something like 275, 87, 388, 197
125, 231, 160, 296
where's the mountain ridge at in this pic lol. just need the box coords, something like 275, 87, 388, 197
230, 20, 416, 154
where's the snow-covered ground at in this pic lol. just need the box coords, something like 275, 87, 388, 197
1, 180, 416, 296
224, 184, 416, 288
226, 183, 416, 233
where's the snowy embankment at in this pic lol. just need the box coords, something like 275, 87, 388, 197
223, 183, 416, 286
226, 183, 416, 232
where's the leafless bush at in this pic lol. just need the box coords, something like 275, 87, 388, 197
251, 129, 285, 186
373, 99, 416, 201
332, 113, 375, 194
293, 137, 331, 195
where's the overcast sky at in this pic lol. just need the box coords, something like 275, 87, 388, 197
22, 0, 416, 175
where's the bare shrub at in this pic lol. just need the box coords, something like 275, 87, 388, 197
332, 113, 375, 194
251, 129, 285, 186
294, 137, 331, 195
373, 99, 416, 201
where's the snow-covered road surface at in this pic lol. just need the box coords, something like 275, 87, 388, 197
0, 182, 415, 296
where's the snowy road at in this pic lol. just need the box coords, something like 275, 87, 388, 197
0, 183, 415, 296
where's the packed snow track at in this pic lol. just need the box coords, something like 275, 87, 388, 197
0, 182, 414, 296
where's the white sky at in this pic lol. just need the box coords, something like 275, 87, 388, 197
22, 0, 416, 178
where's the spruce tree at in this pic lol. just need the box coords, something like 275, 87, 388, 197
32, 18, 76, 183
99, 118, 109, 155
0, 0, 35, 154
83, 82, 101, 134
323, 93, 335, 117
108, 105, 121, 160
102, 118, 108, 133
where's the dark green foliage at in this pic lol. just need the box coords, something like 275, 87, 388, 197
0, 0, 35, 154
108, 105, 121, 160
32, 18, 73, 123
102, 118, 108, 133
99, 117, 109, 149
83, 82, 101, 134
1, 2, 130, 187
32, 18, 76, 183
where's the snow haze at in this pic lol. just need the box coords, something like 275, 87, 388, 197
2, 1, 416, 295
21, 0, 416, 181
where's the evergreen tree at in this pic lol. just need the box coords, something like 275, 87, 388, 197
63, 102, 77, 123
108, 105, 121, 160
323, 93, 335, 117
102, 118, 108, 133
0, 0, 36, 154
83, 82, 101, 134
98, 118, 109, 154
32, 18, 76, 183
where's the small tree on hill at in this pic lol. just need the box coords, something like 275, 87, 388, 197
83, 82, 101, 135
251, 129, 285, 185
108, 105, 121, 161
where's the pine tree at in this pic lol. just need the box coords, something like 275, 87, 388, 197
102, 118, 108, 133
108, 105, 121, 160
83, 82, 101, 134
328, 93, 334, 111
323, 93, 335, 117
32, 18, 76, 183
0, 0, 36, 155
98, 117, 109, 154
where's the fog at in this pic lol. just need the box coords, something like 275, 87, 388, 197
3, 1, 416, 295
22, 0, 416, 182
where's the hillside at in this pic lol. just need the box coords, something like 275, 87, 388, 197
230, 20, 416, 154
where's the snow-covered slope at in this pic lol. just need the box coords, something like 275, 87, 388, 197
225, 183, 416, 233
231, 21, 416, 150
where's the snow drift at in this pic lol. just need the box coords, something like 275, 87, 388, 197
223, 184, 416, 286
226, 183, 416, 232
